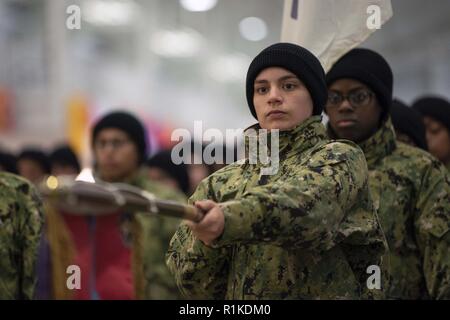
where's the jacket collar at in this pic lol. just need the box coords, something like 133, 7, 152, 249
243, 115, 328, 160
327, 117, 396, 168
357, 117, 397, 167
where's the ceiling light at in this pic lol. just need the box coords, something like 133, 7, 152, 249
180, 0, 217, 12
239, 17, 267, 42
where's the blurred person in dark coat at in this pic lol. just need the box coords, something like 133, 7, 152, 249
390, 99, 428, 150
17, 148, 50, 185
0, 150, 18, 174
413, 96, 450, 171
49, 145, 81, 177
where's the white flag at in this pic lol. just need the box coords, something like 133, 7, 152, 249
281, 0, 393, 72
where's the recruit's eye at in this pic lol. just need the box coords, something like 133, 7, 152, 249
429, 127, 442, 135
282, 82, 297, 91
352, 91, 370, 104
348, 89, 373, 107
255, 86, 268, 94
327, 92, 343, 105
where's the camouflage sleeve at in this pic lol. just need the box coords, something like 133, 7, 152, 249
338, 200, 388, 300
136, 176, 187, 299
166, 180, 231, 299
213, 143, 369, 252
158, 185, 188, 204
136, 213, 183, 299
140, 175, 188, 204
0, 174, 44, 300
415, 163, 450, 299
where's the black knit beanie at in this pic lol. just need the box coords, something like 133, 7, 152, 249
92, 111, 148, 163
412, 96, 450, 133
18, 148, 50, 174
246, 43, 327, 118
326, 48, 393, 119
0, 151, 18, 174
50, 145, 81, 173
146, 150, 190, 195
390, 99, 428, 150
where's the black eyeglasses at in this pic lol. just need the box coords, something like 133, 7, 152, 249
327, 89, 374, 108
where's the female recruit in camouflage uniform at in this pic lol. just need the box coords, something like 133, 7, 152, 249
326, 48, 450, 299
166, 43, 387, 300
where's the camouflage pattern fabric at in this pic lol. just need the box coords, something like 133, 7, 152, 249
167, 116, 387, 300
128, 171, 187, 299
0, 172, 44, 299
333, 117, 450, 299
